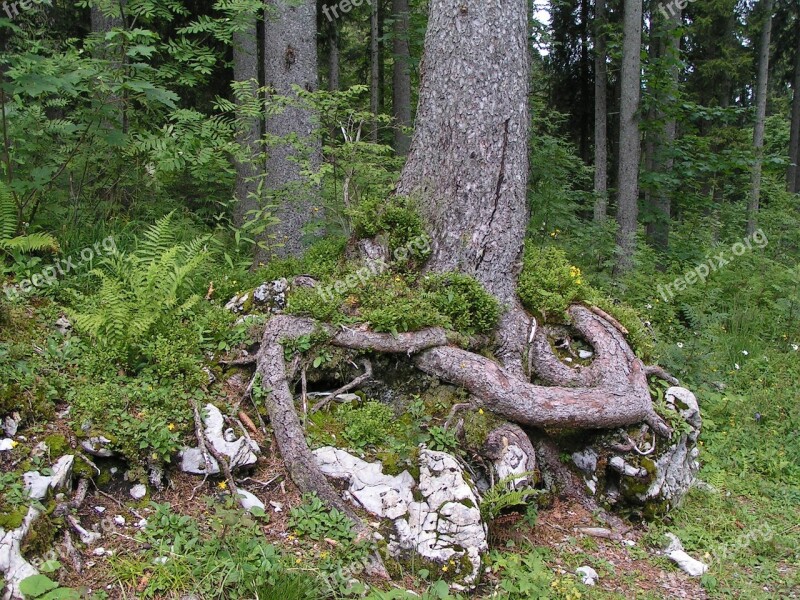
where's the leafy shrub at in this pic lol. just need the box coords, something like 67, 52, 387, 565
341, 401, 395, 448
422, 273, 501, 335
517, 245, 593, 319
480, 473, 540, 522
351, 196, 430, 261
289, 493, 355, 542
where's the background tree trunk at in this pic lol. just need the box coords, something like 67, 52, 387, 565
329, 17, 340, 91
613, 0, 643, 275
396, 0, 529, 307
262, 0, 322, 261
747, 0, 773, 236
232, 19, 262, 229
593, 0, 608, 222
787, 17, 800, 193
391, 0, 412, 155
370, 0, 381, 142
645, 6, 681, 251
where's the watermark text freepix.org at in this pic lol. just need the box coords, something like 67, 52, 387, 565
657, 229, 768, 302
316, 234, 430, 302
321, 0, 366, 23
2, 0, 47, 19
3, 236, 118, 300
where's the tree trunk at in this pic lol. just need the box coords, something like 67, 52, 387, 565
747, 0, 773, 236
787, 18, 800, 193
91, 1, 126, 131
262, 0, 322, 261
396, 0, 529, 308
613, 0, 643, 275
232, 18, 262, 229
370, 0, 381, 142
593, 0, 608, 222
391, 0, 412, 155
645, 6, 681, 251
329, 17, 340, 91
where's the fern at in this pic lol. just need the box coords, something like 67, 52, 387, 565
0, 181, 59, 255
69, 213, 211, 364
480, 472, 540, 522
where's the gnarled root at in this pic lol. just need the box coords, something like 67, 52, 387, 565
251, 305, 671, 531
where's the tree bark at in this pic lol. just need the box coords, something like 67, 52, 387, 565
787, 17, 800, 193
370, 0, 381, 142
262, 0, 323, 261
747, 0, 773, 236
645, 6, 681, 251
91, 1, 126, 131
613, 0, 643, 275
593, 0, 609, 222
232, 18, 262, 229
396, 0, 529, 308
391, 0, 413, 155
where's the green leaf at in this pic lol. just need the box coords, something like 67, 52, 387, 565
19, 574, 59, 597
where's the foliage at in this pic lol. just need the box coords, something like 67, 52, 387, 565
67, 212, 212, 366
518, 244, 594, 319
340, 401, 395, 449
288, 493, 355, 543
488, 548, 555, 599
479, 473, 540, 522
422, 273, 501, 336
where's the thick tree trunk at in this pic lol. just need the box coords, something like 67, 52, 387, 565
747, 0, 773, 236
613, 0, 643, 275
593, 0, 608, 222
787, 18, 800, 193
396, 0, 529, 308
391, 0, 412, 155
262, 0, 322, 261
232, 19, 262, 229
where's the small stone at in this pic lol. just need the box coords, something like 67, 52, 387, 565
153, 556, 169, 565
3, 413, 19, 437
81, 436, 115, 458
130, 484, 147, 500
622, 539, 635, 547
237, 490, 265, 514
54, 316, 72, 334
92, 547, 108, 557
269, 501, 284, 512
578, 349, 594, 360
113, 515, 126, 526
94, 506, 106, 514
0, 438, 15, 451
576, 566, 598, 586
136, 519, 148, 528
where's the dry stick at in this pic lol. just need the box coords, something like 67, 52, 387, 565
191, 398, 239, 497
63, 530, 82, 573
588, 305, 629, 335
443, 402, 473, 431
312, 359, 373, 413
300, 367, 308, 427
189, 398, 216, 499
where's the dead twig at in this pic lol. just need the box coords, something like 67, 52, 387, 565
312, 359, 373, 412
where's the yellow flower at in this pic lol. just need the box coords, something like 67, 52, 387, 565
441, 565, 448, 572
167, 423, 175, 431
296, 558, 302, 564
478, 408, 484, 415
10, 440, 18, 448
218, 481, 227, 490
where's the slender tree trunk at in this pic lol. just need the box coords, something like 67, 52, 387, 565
263, 0, 322, 261
614, 0, 643, 275
232, 19, 262, 229
788, 18, 800, 193
397, 0, 529, 308
747, 0, 773, 236
579, 0, 591, 163
593, 0, 608, 222
329, 17, 340, 91
91, 1, 126, 131
645, 7, 681, 251
392, 0, 412, 155
370, 0, 381, 142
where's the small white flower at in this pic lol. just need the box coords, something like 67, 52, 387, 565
676, 342, 684, 349
735, 363, 740, 370
145, 163, 156, 176
741, 350, 749, 356
646, 304, 653, 310
792, 344, 799, 352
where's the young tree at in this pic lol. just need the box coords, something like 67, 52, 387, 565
370, 0, 381, 142
262, 0, 322, 260
748, 0, 773, 235
593, 0, 609, 222
614, 0, 643, 274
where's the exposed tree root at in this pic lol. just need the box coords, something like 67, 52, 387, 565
251, 306, 671, 529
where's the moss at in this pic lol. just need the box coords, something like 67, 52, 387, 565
463, 410, 503, 450
0, 506, 27, 530
43, 434, 70, 457
21, 510, 59, 557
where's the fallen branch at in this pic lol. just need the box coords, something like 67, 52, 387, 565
312, 359, 373, 412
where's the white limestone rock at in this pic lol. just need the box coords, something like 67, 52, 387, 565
663, 533, 708, 577
179, 404, 259, 475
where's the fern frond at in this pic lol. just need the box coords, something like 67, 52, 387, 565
0, 181, 18, 242
0, 232, 60, 253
